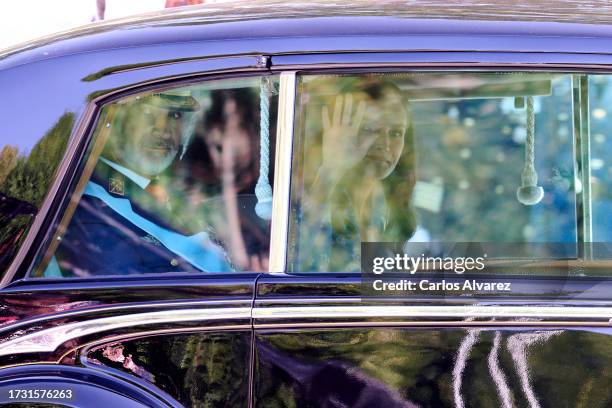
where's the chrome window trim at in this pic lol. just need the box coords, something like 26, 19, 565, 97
572, 75, 593, 252
252, 305, 612, 326
273, 63, 612, 73
269, 51, 612, 71
268, 71, 297, 273
254, 320, 612, 329
572, 74, 593, 255
0, 307, 251, 357
0, 299, 252, 335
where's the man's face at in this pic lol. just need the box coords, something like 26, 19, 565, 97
359, 92, 408, 179
116, 99, 184, 176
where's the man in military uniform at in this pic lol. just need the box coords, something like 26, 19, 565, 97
44, 90, 232, 277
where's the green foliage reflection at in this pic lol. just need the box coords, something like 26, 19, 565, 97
0, 113, 73, 277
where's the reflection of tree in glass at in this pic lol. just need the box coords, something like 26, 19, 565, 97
257, 329, 612, 407
0, 146, 19, 187
0, 113, 72, 276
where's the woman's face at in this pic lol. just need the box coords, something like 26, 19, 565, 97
358, 91, 408, 179
203, 98, 253, 178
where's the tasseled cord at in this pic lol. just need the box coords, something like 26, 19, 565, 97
516, 96, 544, 206
255, 77, 275, 220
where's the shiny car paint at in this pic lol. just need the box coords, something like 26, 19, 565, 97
1, 1, 611, 407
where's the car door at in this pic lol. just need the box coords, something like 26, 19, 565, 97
253, 58, 612, 407
0, 51, 281, 407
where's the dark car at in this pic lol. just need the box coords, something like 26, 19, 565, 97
1, 1, 611, 407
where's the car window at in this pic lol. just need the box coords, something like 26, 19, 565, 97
30, 75, 279, 278
288, 72, 610, 275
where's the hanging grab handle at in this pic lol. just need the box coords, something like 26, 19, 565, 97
516, 96, 544, 206
255, 76, 275, 220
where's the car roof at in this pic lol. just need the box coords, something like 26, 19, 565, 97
3, 0, 612, 69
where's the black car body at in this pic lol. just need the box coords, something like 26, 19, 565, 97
0, 1, 611, 407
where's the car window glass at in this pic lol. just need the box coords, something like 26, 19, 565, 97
0, 114, 72, 279
288, 72, 609, 275
589, 75, 612, 245
30, 75, 278, 278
